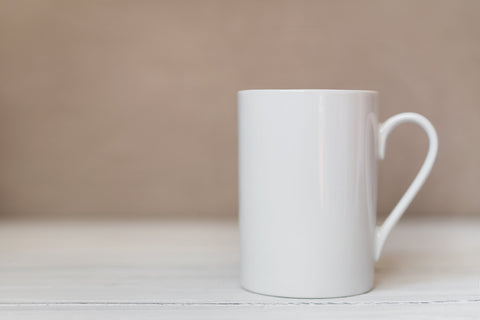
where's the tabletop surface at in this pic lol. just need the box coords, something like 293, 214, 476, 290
0, 218, 479, 319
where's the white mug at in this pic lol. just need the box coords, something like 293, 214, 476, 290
238, 89, 438, 298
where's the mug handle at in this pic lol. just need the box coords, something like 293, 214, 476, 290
374, 112, 438, 261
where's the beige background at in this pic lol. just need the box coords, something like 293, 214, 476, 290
0, 0, 478, 219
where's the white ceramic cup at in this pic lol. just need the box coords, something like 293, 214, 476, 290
238, 89, 438, 298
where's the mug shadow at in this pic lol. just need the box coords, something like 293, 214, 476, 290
373, 250, 442, 290
374, 252, 405, 289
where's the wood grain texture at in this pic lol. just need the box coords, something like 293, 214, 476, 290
0, 218, 479, 318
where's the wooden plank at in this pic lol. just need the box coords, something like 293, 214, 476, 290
0, 218, 478, 318
1, 303, 480, 320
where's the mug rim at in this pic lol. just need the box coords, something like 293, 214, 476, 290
238, 89, 378, 94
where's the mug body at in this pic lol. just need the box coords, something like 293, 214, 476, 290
238, 89, 379, 298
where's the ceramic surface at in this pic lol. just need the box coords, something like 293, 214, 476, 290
238, 89, 438, 298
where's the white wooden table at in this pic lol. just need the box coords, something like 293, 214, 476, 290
0, 218, 478, 319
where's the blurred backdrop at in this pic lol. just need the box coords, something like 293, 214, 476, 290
0, 0, 479, 219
